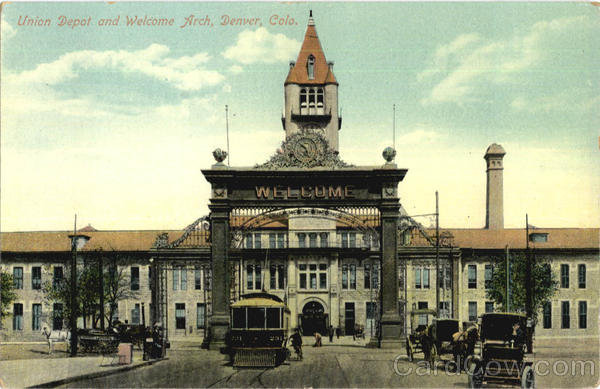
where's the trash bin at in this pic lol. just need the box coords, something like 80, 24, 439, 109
118, 343, 133, 365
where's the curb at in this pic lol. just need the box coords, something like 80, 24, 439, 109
27, 357, 168, 388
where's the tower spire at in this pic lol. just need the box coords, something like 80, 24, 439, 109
308, 10, 314, 26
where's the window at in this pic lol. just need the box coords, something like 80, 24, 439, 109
578, 301, 587, 329
175, 303, 186, 330
270, 264, 285, 290
439, 301, 450, 317
197, 303, 206, 329
560, 264, 569, 288
340, 232, 357, 248
414, 267, 429, 289
365, 264, 371, 289
307, 55, 315, 79
173, 266, 186, 291
543, 301, 552, 329
484, 265, 493, 289
438, 265, 452, 289
468, 302, 477, 322
13, 304, 23, 330
366, 302, 376, 320
131, 267, 140, 290
485, 301, 494, 313
131, 304, 140, 325
195, 267, 203, 290
341, 263, 356, 289
561, 301, 570, 329
32, 267, 41, 290
53, 266, 63, 288
341, 232, 348, 248
254, 233, 261, 249
297, 233, 307, 248
468, 265, 477, 289
349, 233, 356, 248
246, 264, 262, 290
13, 267, 23, 289
268, 232, 286, 248
53, 303, 63, 330
529, 233, 548, 243
418, 302, 428, 326
422, 268, 430, 289
299, 262, 327, 290
245, 233, 262, 249
309, 233, 317, 248
578, 265, 586, 288
319, 233, 328, 248
32, 304, 42, 331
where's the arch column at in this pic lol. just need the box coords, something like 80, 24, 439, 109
208, 204, 230, 350
379, 202, 402, 348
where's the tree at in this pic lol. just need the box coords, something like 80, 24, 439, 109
1, 269, 17, 326
486, 252, 558, 325
42, 252, 134, 330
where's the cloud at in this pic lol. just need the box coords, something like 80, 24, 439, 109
396, 129, 439, 145
228, 65, 243, 74
511, 93, 600, 114
222, 27, 301, 64
1, 13, 16, 40
5, 43, 224, 91
419, 15, 593, 105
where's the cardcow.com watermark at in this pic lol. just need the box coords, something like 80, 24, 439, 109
393, 356, 596, 377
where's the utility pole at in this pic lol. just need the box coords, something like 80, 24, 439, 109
505, 245, 510, 312
70, 215, 78, 356
435, 191, 440, 317
525, 214, 533, 353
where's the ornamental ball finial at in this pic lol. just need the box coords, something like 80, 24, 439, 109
382, 147, 396, 163
212, 148, 228, 164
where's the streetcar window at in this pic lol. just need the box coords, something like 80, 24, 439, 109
267, 308, 281, 329
232, 308, 246, 329
247, 308, 266, 329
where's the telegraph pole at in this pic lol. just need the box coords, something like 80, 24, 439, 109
525, 214, 533, 353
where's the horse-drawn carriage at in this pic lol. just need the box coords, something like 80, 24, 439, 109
405, 309, 436, 362
468, 313, 534, 388
78, 329, 119, 354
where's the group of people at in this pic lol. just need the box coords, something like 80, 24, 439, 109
288, 325, 346, 359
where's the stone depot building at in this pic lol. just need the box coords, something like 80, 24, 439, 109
1, 14, 598, 344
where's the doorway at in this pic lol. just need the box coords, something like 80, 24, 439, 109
301, 301, 327, 336
345, 302, 355, 335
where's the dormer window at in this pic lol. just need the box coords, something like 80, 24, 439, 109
307, 55, 315, 80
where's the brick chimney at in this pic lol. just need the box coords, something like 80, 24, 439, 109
484, 144, 506, 229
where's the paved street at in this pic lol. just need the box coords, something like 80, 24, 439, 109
60, 338, 599, 388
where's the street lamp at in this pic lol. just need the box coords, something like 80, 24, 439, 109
68, 231, 90, 357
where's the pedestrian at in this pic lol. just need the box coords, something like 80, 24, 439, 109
42, 327, 53, 354
335, 327, 341, 339
313, 332, 322, 347
290, 328, 303, 360
328, 325, 334, 343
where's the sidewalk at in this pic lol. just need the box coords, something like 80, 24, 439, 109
0, 351, 164, 388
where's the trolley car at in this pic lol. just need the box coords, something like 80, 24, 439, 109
228, 293, 291, 367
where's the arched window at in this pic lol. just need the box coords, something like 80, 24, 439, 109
316, 88, 324, 114
308, 88, 316, 114
300, 88, 308, 114
307, 55, 315, 80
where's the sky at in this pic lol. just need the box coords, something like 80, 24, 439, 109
1, 2, 599, 232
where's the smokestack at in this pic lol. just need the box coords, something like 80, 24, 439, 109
484, 143, 506, 229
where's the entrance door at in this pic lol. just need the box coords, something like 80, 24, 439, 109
345, 302, 355, 335
301, 301, 326, 336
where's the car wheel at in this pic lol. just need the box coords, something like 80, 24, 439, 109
521, 365, 535, 388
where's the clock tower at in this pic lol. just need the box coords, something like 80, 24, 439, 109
283, 11, 341, 152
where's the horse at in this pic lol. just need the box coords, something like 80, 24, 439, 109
451, 326, 478, 370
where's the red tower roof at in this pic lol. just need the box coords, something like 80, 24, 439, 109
285, 13, 337, 85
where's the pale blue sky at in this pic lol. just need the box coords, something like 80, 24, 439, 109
1, 2, 599, 231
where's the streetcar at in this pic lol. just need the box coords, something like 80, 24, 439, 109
228, 293, 291, 367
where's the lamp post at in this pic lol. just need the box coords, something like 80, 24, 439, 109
68, 221, 90, 357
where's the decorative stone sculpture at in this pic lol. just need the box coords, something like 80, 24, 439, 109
382, 147, 396, 163
212, 148, 228, 164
